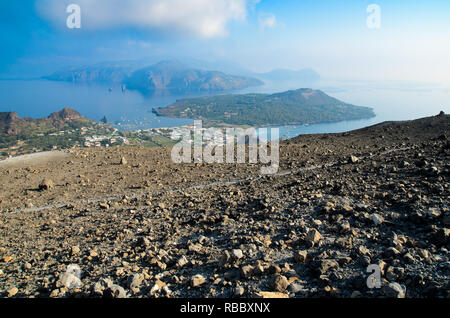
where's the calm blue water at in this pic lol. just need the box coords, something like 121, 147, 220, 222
0, 80, 195, 130
0, 79, 448, 139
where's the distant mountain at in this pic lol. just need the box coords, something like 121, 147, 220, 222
44, 65, 134, 84
257, 68, 320, 82
44, 60, 264, 94
124, 60, 264, 94
0, 108, 93, 136
153, 88, 375, 127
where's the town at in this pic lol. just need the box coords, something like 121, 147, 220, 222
0, 121, 245, 160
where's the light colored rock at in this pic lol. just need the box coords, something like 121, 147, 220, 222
71, 245, 81, 255
382, 282, 406, 298
317, 260, 339, 274
99, 202, 109, 210
162, 285, 172, 296
191, 274, 206, 287
234, 286, 245, 297
57, 265, 82, 289
2, 256, 13, 263
231, 249, 244, 260
240, 265, 254, 278
150, 280, 166, 296
177, 255, 188, 268
349, 155, 359, 163
128, 273, 144, 289
39, 178, 54, 190
306, 229, 322, 243
294, 250, 307, 263
256, 291, 289, 298
372, 214, 384, 226
418, 249, 429, 259
8, 287, 18, 297
271, 275, 290, 292
427, 208, 441, 218
358, 245, 370, 256
188, 243, 203, 253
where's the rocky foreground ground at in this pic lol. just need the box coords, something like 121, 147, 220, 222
0, 114, 448, 298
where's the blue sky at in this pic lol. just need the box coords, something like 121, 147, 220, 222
1, 0, 449, 83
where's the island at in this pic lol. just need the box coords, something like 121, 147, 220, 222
152, 88, 376, 127
44, 60, 264, 94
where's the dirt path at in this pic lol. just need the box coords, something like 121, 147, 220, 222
0, 151, 70, 169
6, 147, 410, 214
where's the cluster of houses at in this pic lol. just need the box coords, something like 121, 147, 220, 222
83, 135, 129, 148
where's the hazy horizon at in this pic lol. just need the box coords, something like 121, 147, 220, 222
1, 0, 450, 85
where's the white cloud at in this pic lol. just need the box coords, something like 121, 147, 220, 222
37, 0, 253, 38
258, 12, 277, 29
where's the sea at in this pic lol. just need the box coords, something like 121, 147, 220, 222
0, 78, 449, 140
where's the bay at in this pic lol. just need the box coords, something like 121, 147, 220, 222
0, 78, 448, 140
